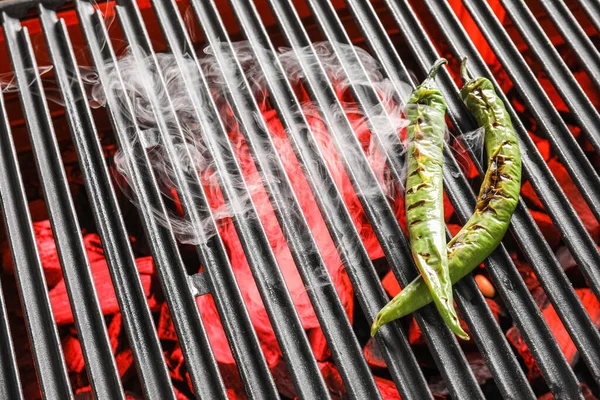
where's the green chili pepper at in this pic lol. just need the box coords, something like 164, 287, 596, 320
371, 58, 522, 337
404, 58, 468, 340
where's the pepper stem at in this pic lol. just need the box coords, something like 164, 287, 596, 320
425, 58, 448, 83
460, 56, 473, 83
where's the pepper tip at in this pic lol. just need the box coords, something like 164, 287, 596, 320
370, 316, 382, 337
457, 330, 470, 341
441, 303, 471, 341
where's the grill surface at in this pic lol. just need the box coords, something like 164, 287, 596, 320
0, 0, 598, 399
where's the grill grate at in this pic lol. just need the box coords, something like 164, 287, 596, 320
0, 0, 598, 399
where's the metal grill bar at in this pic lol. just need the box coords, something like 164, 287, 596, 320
379, 1, 583, 398
339, 0, 535, 397
288, 1, 488, 398
0, 77, 22, 400
576, 0, 600, 37
461, 0, 600, 224
141, 0, 332, 396
74, 3, 228, 397
500, 0, 600, 156
0, 26, 71, 400
188, 0, 383, 397
441, 0, 600, 384
111, 0, 287, 397
2, 14, 125, 400
0, 283, 21, 400
37, 6, 176, 399
537, 0, 600, 92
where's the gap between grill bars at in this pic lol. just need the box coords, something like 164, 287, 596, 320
0, 0, 597, 399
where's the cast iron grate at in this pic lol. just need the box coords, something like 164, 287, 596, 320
0, 0, 597, 399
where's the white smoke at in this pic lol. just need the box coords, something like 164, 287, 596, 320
86, 42, 412, 246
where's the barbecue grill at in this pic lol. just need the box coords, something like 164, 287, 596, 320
0, 0, 598, 399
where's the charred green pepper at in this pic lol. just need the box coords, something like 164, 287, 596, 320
404, 58, 468, 340
371, 58, 522, 337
